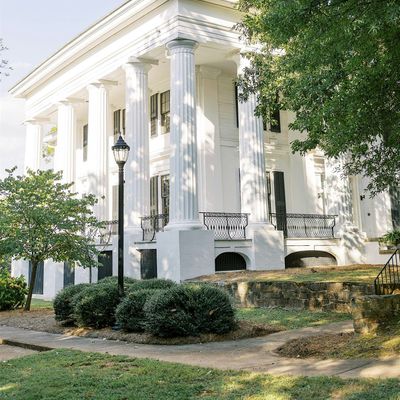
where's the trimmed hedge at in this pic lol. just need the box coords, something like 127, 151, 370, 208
0, 271, 27, 311
144, 284, 236, 337
73, 282, 120, 328
97, 276, 136, 286
115, 289, 161, 332
127, 278, 176, 292
53, 283, 90, 325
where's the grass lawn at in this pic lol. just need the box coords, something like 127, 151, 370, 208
30, 299, 53, 309
0, 349, 399, 400
237, 307, 351, 330
194, 265, 382, 284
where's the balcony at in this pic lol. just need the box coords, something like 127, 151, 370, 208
140, 212, 249, 242
269, 213, 336, 238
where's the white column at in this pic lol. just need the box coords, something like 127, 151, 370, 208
124, 61, 151, 233
87, 83, 109, 221
24, 121, 43, 172
165, 39, 202, 230
54, 101, 76, 184
236, 54, 268, 225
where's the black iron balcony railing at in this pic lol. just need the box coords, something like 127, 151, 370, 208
269, 213, 336, 238
140, 214, 169, 241
200, 212, 249, 240
374, 248, 400, 295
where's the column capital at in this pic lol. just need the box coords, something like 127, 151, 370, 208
196, 66, 221, 80
24, 117, 49, 125
166, 39, 198, 54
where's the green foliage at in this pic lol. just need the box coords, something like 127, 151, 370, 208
53, 284, 90, 325
144, 284, 236, 337
0, 168, 104, 310
0, 269, 27, 311
115, 289, 160, 332
380, 230, 400, 246
73, 283, 120, 328
127, 278, 176, 292
97, 276, 137, 286
238, 0, 400, 194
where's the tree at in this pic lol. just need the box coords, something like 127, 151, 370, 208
0, 39, 12, 81
238, 0, 400, 195
0, 168, 104, 310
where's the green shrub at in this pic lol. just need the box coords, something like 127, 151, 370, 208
381, 230, 400, 246
53, 283, 90, 325
0, 270, 27, 311
116, 289, 161, 332
144, 284, 236, 337
128, 278, 176, 292
97, 276, 137, 286
191, 284, 237, 334
144, 286, 198, 337
73, 283, 120, 328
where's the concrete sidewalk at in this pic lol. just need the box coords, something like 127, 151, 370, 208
1, 321, 399, 379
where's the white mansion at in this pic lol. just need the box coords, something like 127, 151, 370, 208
11, 0, 399, 299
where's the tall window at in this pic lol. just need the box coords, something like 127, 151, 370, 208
112, 185, 118, 221
113, 109, 125, 140
160, 90, 170, 134
161, 174, 170, 215
270, 94, 281, 133
83, 124, 88, 162
150, 94, 158, 137
150, 176, 158, 216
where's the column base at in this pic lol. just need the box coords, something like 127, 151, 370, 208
248, 223, 285, 270
156, 230, 214, 282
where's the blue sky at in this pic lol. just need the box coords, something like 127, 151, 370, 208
0, 0, 126, 177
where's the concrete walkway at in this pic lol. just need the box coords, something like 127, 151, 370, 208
1, 321, 399, 379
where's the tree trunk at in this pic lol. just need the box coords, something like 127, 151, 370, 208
24, 260, 38, 311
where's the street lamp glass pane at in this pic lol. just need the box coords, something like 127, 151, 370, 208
113, 147, 129, 164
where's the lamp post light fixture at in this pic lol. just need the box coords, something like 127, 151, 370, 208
112, 134, 130, 297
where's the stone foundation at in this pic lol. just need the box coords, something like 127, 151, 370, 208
216, 281, 374, 312
351, 294, 400, 334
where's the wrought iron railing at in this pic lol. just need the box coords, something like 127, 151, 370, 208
269, 213, 336, 238
374, 248, 400, 295
200, 212, 249, 240
140, 214, 169, 241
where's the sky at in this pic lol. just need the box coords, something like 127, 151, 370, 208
0, 0, 126, 178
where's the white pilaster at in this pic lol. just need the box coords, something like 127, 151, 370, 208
236, 53, 268, 225
24, 121, 43, 172
87, 83, 109, 221
124, 61, 151, 233
54, 101, 76, 184
165, 39, 202, 230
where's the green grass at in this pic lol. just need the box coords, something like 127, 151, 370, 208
237, 307, 351, 330
0, 349, 399, 400
30, 299, 53, 309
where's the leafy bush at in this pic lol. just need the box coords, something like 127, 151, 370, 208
128, 278, 176, 292
73, 282, 120, 328
97, 276, 137, 286
0, 270, 27, 311
144, 284, 236, 337
115, 289, 161, 332
381, 230, 400, 246
53, 283, 90, 325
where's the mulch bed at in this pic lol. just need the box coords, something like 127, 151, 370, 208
0, 309, 282, 345
276, 332, 355, 359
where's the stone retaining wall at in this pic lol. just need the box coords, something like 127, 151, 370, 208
351, 294, 400, 333
216, 281, 374, 312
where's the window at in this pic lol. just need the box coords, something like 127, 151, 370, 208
150, 94, 158, 137
83, 124, 88, 162
113, 109, 125, 140
122, 109, 126, 136
270, 94, 281, 133
160, 90, 170, 134
112, 185, 118, 221
161, 175, 170, 215
150, 176, 158, 216
234, 84, 239, 128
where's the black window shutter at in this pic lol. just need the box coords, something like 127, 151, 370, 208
273, 171, 287, 234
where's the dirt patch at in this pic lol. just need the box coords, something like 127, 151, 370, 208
0, 309, 281, 345
276, 332, 355, 359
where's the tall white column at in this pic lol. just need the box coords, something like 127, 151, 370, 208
87, 83, 109, 221
165, 39, 202, 230
54, 101, 76, 184
24, 120, 43, 172
236, 54, 268, 224
124, 61, 151, 233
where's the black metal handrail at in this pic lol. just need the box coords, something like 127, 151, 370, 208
140, 214, 169, 241
200, 212, 249, 240
269, 213, 336, 238
374, 248, 400, 295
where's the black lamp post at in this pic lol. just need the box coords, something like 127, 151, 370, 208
112, 134, 130, 297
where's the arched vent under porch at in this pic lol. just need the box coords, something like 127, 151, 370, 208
285, 251, 337, 268
215, 252, 247, 272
